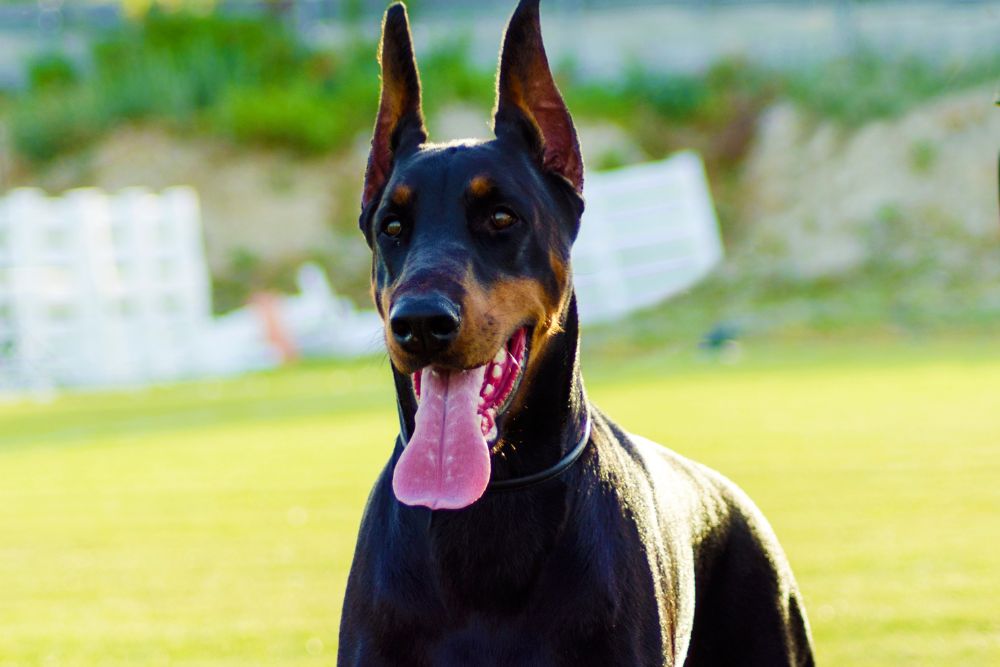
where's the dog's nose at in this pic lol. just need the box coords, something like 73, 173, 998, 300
389, 295, 461, 355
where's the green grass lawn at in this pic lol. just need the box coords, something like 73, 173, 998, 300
2, 338, 999, 665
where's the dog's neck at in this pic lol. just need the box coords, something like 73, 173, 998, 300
489, 293, 588, 483
391, 293, 588, 486
387, 295, 590, 611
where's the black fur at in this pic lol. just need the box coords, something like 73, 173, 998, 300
340, 2, 815, 664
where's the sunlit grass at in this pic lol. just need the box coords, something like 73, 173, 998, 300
1, 339, 999, 665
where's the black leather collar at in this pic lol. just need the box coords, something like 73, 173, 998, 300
486, 414, 592, 492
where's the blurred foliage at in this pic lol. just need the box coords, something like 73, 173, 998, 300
3, 13, 504, 163
217, 83, 355, 153
8, 87, 106, 162
420, 38, 495, 111
26, 51, 79, 91
784, 50, 1000, 125
908, 139, 938, 175
7, 10, 999, 165
562, 58, 770, 126
9, 12, 377, 161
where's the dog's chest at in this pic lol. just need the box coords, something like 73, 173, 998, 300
384, 483, 687, 665
426, 620, 558, 666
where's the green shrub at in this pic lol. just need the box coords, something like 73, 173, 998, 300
94, 11, 302, 90
216, 83, 347, 153
96, 50, 203, 123
6, 10, 388, 162
561, 58, 771, 129
92, 10, 305, 117
909, 139, 938, 174
420, 39, 495, 112
26, 51, 78, 91
8, 88, 106, 162
785, 50, 1000, 125
622, 65, 709, 121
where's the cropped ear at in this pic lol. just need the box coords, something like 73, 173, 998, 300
493, 0, 583, 194
362, 3, 427, 211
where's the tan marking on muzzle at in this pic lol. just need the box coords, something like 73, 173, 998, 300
548, 250, 569, 299
456, 270, 567, 388
378, 263, 570, 380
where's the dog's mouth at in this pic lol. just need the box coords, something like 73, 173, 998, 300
413, 327, 528, 444
393, 328, 530, 511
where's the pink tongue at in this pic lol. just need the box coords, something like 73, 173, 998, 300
392, 366, 491, 510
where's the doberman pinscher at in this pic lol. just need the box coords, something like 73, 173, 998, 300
339, 2, 815, 664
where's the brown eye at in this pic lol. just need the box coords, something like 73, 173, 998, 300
383, 219, 403, 237
491, 208, 518, 230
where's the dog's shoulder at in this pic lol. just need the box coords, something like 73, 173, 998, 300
602, 422, 789, 567
625, 431, 744, 517
600, 422, 731, 528
621, 427, 803, 595
609, 433, 814, 665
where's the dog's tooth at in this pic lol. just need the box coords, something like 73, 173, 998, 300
486, 424, 498, 441
491, 365, 503, 380
494, 348, 506, 364
483, 384, 494, 396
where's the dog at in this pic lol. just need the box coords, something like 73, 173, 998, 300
339, 2, 815, 664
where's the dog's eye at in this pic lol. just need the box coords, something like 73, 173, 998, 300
490, 208, 518, 230
382, 218, 404, 238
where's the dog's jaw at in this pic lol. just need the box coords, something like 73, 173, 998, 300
398, 294, 587, 486
413, 327, 529, 445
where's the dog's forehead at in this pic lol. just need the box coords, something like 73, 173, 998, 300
391, 140, 531, 193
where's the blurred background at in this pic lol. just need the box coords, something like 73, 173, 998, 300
1, 0, 998, 665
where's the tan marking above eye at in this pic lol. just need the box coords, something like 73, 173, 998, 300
390, 184, 413, 206
468, 175, 494, 198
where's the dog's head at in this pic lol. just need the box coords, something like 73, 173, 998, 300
360, 0, 584, 510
